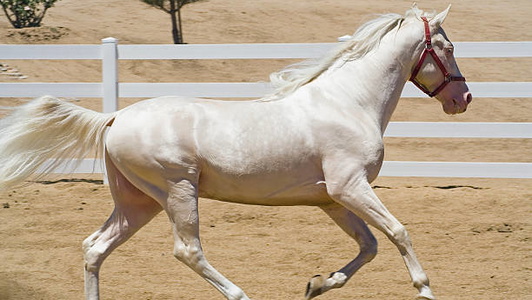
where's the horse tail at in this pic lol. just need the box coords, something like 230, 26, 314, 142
0, 96, 117, 190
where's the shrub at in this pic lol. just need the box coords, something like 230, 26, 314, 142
0, 0, 60, 28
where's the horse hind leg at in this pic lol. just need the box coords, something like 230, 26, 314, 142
165, 177, 250, 300
83, 155, 162, 300
305, 204, 378, 300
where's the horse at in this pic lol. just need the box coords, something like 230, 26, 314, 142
0, 4, 471, 300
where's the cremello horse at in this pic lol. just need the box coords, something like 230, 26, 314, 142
0, 5, 472, 300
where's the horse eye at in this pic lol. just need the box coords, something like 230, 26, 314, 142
445, 47, 454, 55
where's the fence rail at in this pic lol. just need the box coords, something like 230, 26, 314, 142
2, 81, 532, 99
1, 39, 531, 178
2, 41, 532, 59
37, 159, 532, 179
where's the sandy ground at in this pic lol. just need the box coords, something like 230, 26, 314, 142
0, 0, 531, 299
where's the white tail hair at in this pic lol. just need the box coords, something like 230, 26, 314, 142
0, 96, 116, 189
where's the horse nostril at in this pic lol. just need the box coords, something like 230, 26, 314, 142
466, 93, 473, 104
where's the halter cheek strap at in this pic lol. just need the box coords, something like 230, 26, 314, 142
409, 17, 466, 97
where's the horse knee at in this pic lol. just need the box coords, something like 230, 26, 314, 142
173, 243, 203, 266
388, 224, 412, 254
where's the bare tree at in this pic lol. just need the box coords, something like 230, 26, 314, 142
142, 0, 205, 44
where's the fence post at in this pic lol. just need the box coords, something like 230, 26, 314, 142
101, 37, 119, 184
101, 37, 119, 113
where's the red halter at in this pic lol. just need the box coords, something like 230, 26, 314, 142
409, 17, 466, 97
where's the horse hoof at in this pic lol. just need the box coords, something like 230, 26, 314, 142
304, 274, 325, 300
416, 290, 436, 300
416, 296, 435, 300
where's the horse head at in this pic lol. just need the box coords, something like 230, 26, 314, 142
409, 5, 472, 114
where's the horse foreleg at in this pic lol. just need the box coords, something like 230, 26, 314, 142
304, 204, 378, 299
326, 178, 435, 300
166, 178, 250, 300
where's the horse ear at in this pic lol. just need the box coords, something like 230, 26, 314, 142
411, 3, 421, 14
430, 4, 451, 27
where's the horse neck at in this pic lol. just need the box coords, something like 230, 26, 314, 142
318, 37, 419, 134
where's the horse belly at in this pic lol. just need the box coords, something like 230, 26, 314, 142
198, 167, 332, 206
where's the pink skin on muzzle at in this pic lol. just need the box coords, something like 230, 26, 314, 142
436, 81, 473, 114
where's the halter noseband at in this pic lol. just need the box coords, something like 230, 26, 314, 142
409, 17, 466, 97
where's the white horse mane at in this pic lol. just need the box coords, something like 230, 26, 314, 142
266, 7, 435, 100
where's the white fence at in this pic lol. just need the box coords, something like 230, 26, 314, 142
1, 38, 531, 178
